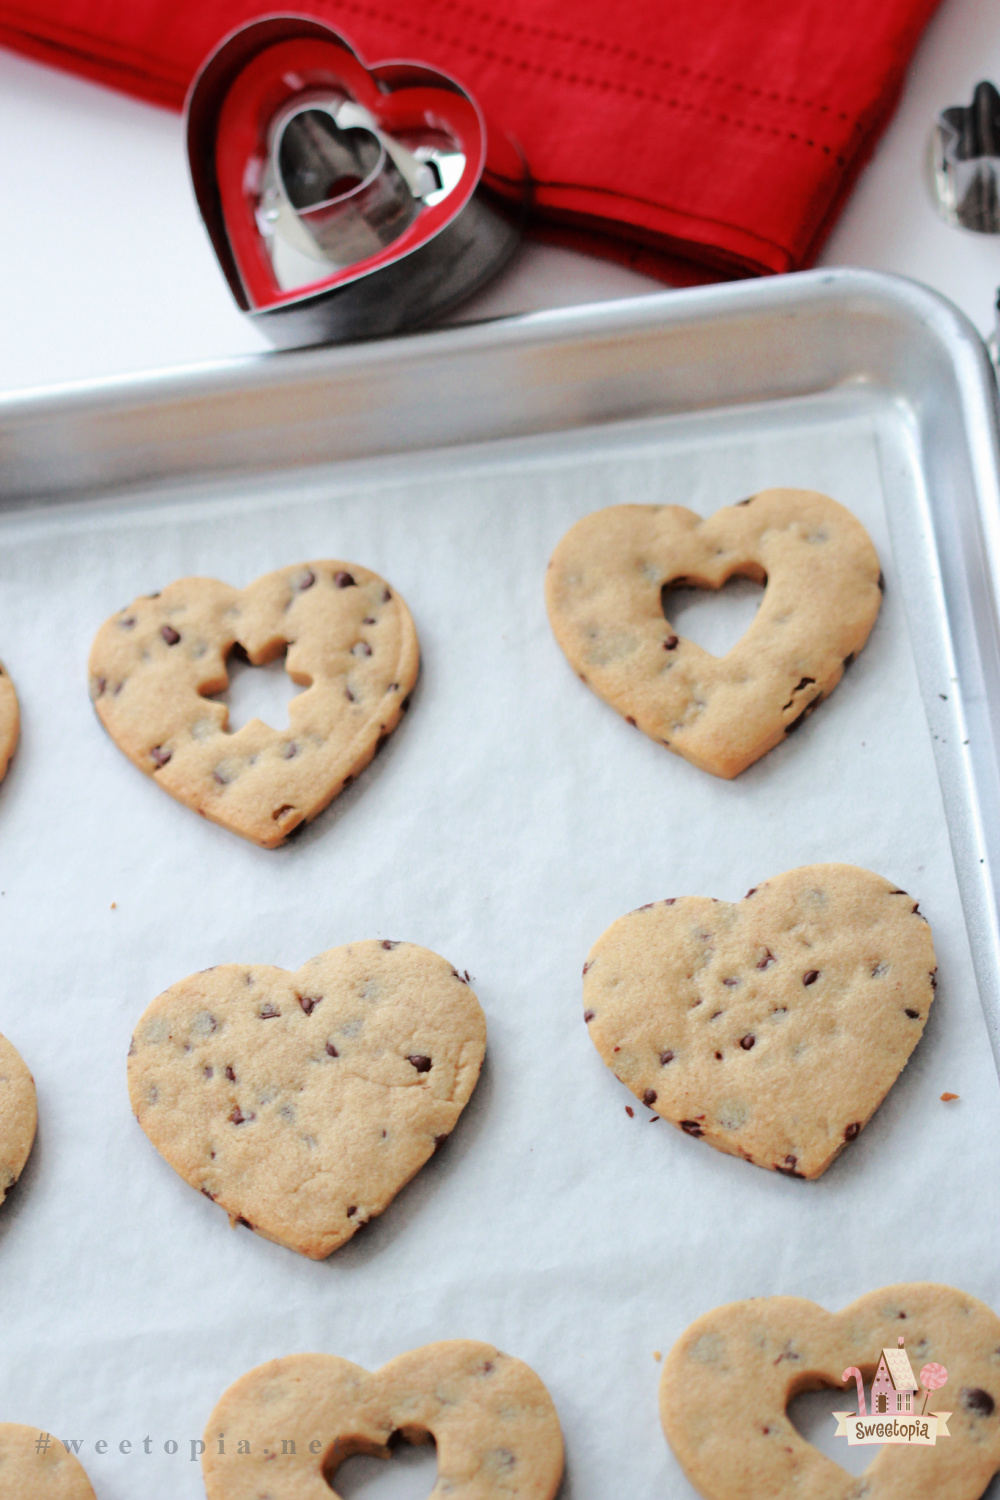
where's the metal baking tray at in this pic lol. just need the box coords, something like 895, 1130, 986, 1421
2, 269, 1000, 1500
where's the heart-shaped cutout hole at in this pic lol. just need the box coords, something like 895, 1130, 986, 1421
546, 489, 882, 778
202, 1343, 564, 1499
662, 1285, 997, 1499
128, 941, 485, 1258
89, 561, 419, 847
660, 576, 765, 659
787, 1387, 876, 1476
327, 1431, 437, 1498
584, 863, 936, 1178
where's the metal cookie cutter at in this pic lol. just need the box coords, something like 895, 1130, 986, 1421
187, 14, 529, 349
931, 79, 1000, 234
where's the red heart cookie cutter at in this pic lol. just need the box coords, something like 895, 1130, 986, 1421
187, 15, 528, 346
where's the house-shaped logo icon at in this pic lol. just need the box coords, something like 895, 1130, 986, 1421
871, 1336, 919, 1415
835, 1336, 951, 1447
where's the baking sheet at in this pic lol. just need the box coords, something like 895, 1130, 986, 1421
0, 382, 998, 1499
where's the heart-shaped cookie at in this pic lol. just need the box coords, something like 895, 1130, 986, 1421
545, 490, 882, 778
0, 1031, 36, 1208
0, 1424, 97, 1498
583, 865, 935, 1178
89, 560, 419, 847
661, 1283, 1000, 1499
0, 660, 19, 786
127, 941, 485, 1258
202, 1341, 564, 1499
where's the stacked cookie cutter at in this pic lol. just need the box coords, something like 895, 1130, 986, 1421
186, 14, 529, 348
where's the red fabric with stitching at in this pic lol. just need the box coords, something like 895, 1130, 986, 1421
0, 0, 941, 281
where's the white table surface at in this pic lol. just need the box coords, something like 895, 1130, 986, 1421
0, 0, 998, 394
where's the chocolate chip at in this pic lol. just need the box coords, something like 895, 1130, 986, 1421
930, 970, 938, 989
229, 1107, 247, 1125
150, 745, 171, 768
680, 1120, 703, 1136
352, 641, 373, 656
345, 687, 355, 702
584, 1009, 595, 1022
582, 961, 592, 976
745, 887, 757, 898
626, 715, 637, 726
160, 625, 180, 646
784, 696, 821, 734
663, 635, 679, 650
297, 570, 315, 590
722, 977, 740, 988
643, 1089, 657, 1106
844, 1122, 860, 1140
756, 949, 775, 969
334, 571, 356, 588
225, 1066, 236, 1082
346, 1205, 357, 1217
203, 1065, 214, 1079
363, 616, 376, 625
407, 1054, 432, 1072
382, 587, 392, 602
381, 940, 398, 949
298, 995, 321, 1015
625, 1105, 634, 1118
803, 969, 820, 986
962, 1387, 996, 1416
326, 1042, 339, 1057
714, 1051, 723, 1060
660, 1050, 674, 1065
740, 1034, 755, 1050
775, 1155, 804, 1177
201, 1187, 216, 1200
905, 1008, 920, 1019
259, 1003, 280, 1019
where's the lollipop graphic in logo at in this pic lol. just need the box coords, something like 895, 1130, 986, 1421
919, 1362, 949, 1414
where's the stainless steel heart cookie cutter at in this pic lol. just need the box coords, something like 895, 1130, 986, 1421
187, 14, 530, 348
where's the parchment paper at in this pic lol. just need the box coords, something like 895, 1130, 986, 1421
0, 386, 996, 1499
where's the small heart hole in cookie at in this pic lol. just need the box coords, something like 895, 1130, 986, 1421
660, 575, 765, 658
213, 646, 304, 732
787, 1388, 877, 1477
326, 1431, 437, 1498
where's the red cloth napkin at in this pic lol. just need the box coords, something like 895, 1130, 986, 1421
0, 0, 941, 283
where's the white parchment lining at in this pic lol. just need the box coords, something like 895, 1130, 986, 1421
0, 387, 996, 1499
